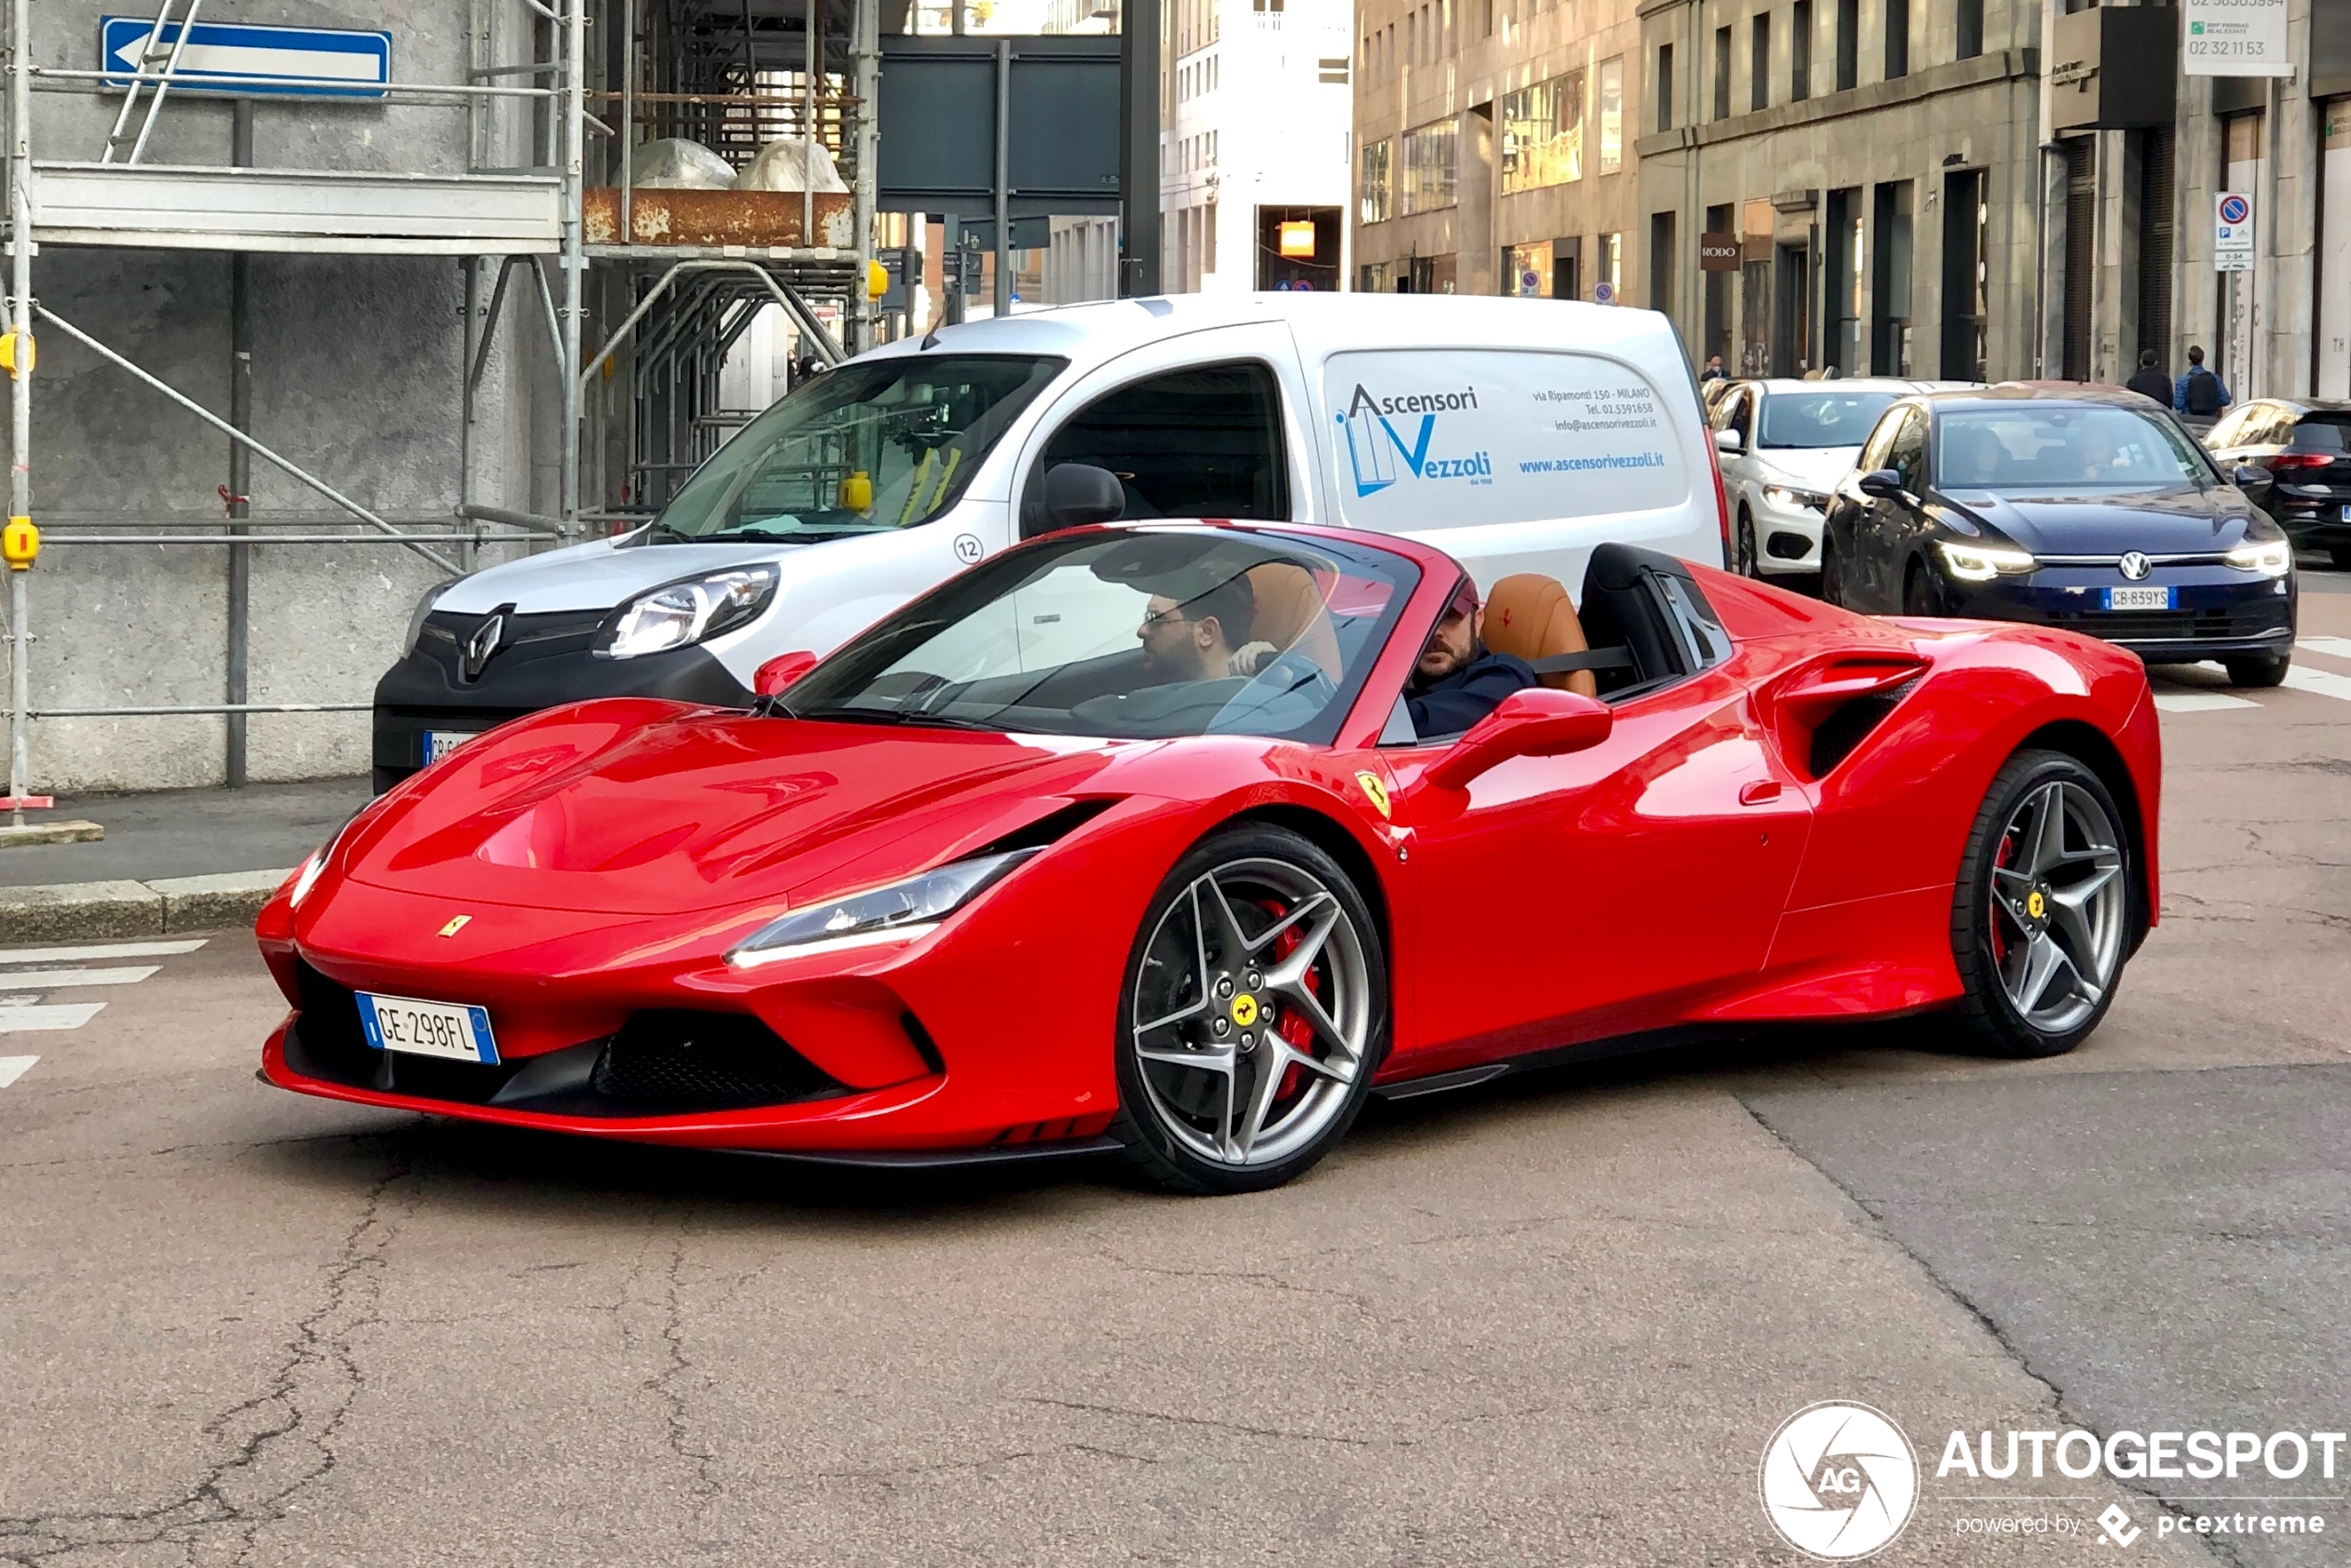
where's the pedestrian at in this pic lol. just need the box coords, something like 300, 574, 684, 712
2124, 349, 2175, 405
1700, 355, 1725, 381
2173, 346, 2231, 417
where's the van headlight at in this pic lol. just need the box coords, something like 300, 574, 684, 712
403, 578, 457, 657
1936, 541, 2037, 581
595, 565, 778, 659
2224, 538, 2293, 577
726, 849, 1037, 969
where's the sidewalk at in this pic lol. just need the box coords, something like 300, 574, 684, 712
0, 777, 371, 940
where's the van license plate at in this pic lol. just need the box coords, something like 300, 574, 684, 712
2104, 586, 2173, 611
425, 729, 479, 765
355, 992, 499, 1064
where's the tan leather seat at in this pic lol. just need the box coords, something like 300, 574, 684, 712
1479, 573, 1598, 699
1244, 562, 1344, 677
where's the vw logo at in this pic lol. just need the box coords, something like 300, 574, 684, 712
461, 606, 513, 681
2119, 552, 2153, 581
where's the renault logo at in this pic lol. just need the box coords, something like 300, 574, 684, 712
461, 604, 514, 681
2119, 552, 2153, 581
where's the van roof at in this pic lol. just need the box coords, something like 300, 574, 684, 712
863, 292, 1691, 375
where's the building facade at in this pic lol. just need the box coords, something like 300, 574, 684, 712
1161, 0, 1355, 292
1352, 0, 1648, 300
1635, 0, 2041, 380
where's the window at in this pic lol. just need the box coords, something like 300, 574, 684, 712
1598, 230, 1623, 297
1598, 57, 1623, 171
1499, 70, 1584, 193
1791, 0, 1811, 100
1750, 13, 1771, 111
1656, 44, 1673, 132
1885, 0, 1908, 80
1503, 238, 1554, 295
1482, 0, 1493, 37
1835, 0, 1858, 90
655, 355, 1064, 541
1023, 362, 1290, 535
1713, 26, 1732, 119
1934, 406, 2211, 490
1402, 117, 1460, 212
1648, 211, 1675, 314
1885, 407, 1926, 492
1361, 138, 1392, 223
1956, 0, 1983, 60
1758, 390, 1899, 447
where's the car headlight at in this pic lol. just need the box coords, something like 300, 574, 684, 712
403, 578, 457, 658
726, 849, 1038, 969
289, 812, 363, 909
2224, 538, 2293, 577
1936, 541, 2037, 581
1764, 485, 1831, 513
595, 565, 779, 660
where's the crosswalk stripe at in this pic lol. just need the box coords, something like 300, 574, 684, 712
0, 965, 159, 991
0, 1054, 36, 1087
2281, 664, 2351, 703
2295, 635, 2351, 662
2154, 691, 2259, 713
0, 938, 205, 965
0, 1004, 105, 1033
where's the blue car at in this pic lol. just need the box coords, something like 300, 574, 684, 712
1820, 386, 2296, 687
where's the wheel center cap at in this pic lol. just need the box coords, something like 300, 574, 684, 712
1230, 993, 1260, 1028
2025, 888, 2047, 923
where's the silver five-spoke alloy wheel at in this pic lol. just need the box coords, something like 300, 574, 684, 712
1986, 778, 2126, 1035
1130, 855, 1372, 1170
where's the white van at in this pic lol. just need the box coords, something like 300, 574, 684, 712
374, 292, 1726, 790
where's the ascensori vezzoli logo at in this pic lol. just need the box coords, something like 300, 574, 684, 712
1760, 1402, 1922, 1561
1337, 383, 1490, 496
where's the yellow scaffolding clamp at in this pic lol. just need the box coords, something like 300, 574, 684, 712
3, 516, 38, 571
0, 329, 31, 380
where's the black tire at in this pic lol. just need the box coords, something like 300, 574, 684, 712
1821, 538, 1847, 607
1735, 507, 1759, 578
1109, 824, 1389, 1195
1949, 750, 2133, 1058
2224, 652, 2291, 688
1901, 559, 1937, 616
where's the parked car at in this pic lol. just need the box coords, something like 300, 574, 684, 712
2199, 398, 2351, 568
1821, 385, 2296, 687
372, 293, 1729, 793
266, 521, 2159, 1193
1710, 379, 1948, 580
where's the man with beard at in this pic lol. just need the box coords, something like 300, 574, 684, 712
1135, 572, 1255, 686
1404, 579, 1536, 734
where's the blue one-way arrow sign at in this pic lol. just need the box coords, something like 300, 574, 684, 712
100, 16, 392, 100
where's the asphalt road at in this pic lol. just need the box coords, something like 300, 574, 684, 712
4, 585, 2348, 1567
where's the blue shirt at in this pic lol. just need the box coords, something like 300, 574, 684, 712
2173, 367, 2232, 414
1404, 650, 1537, 737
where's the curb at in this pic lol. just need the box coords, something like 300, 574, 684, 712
0, 868, 292, 943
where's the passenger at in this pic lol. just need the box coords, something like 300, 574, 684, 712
1405, 579, 1537, 735
1136, 574, 1254, 686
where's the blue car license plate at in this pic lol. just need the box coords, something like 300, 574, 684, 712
2103, 585, 2174, 611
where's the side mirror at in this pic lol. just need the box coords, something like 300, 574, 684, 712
2233, 463, 2274, 493
1857, 468, 1907, 501
1425, 689, 1613, 790
1713, 426, 1744, 455
753, 650, 818, 696
1039, 463, 1126, 531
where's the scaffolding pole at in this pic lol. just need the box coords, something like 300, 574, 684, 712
559, 0, 587, 531
7, 0, 31, 824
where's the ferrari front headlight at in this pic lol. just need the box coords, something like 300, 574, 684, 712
726, 849, 1038, 969
2224, 538, 2293, 577
289, 811, 363, 909
1937, 541, 2037, 581
595, 565, 778, 660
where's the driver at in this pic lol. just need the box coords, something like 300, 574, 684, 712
1405, 579, 1536, 735
1136, 575, 1256, 685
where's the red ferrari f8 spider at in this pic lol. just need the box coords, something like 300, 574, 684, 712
259, 523, 2160, 1193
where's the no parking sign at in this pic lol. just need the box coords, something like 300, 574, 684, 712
2216, 192, 2254, 272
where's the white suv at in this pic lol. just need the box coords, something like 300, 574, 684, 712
1711, 379, 1960, 579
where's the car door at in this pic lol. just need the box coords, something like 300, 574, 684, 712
1834, 407, 1906, 607
1715, 385, 1758, 504
1873, 408, 1934, 607
1378, 591, 1812, 1076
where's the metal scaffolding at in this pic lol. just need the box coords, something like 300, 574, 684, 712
0, 0, 878, 811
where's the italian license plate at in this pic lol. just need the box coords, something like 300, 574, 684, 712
425, 729, 479, 765
2340, 504, 2350, 523
355, 991, 500, 1064
2104, 585, 2174, 611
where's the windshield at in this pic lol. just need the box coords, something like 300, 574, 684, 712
644, 354, 1064, 543
783, 529, 1420, 744
1758, 390, 1898, 449
1935, 405, 2212, 490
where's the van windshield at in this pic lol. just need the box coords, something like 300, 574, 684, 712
643, 354, 1064, 544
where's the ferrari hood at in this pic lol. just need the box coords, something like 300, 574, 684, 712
342, 702, 1134, 916
1944, 486, 2262, 556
